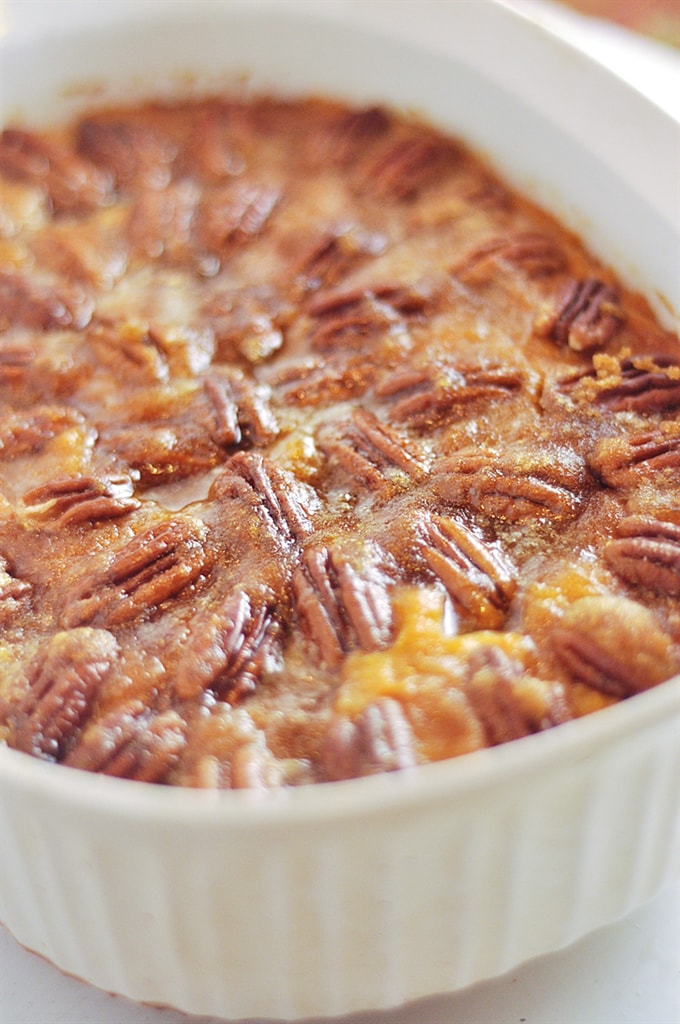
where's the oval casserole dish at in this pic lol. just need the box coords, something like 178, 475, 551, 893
0, 1, 678, 1019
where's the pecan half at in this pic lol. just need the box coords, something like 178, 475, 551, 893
98, 421, 219, 487
29, 217, 127, 290
314, 105, 392, 166
63, 704, 186, 783
293, 543, 393, 666
181, 103, 248, 181
8, 628, 118, 761
354, 133, 460, 201
211, 451, 320, 543
77, 117, 177, 191
322, 698, 416, 781
62, 516, 210, 628
230, 738, 283, 790
594, 355, 680, 413
127, 179, 199, 265
272, 354, 377, 407
589, 428, 680, 488
85, 321, 170, 385
174, 589, 281, 702
420, 516, 517, 628
436, 446, 586, 522
0, 341, 35, 384
463, 647, 571, 745
203, 371, 279, 447
194, 181, 279, 254
451, 166, 513, 211
452, 231, 566, 284
22, 474, 140, 527
318, 408, 424, 494
290, 227, 386, 294
0, 268, 93, 333
0, 406, 89, 459
550, 595, 678, 697
0, 127, 112, 213
534, 277, 623, 351
375, 362, 525, 429
306, 283, 427, 352
309, 281, 430, 319
204, 286, 286, 366
604, 517, 680, 597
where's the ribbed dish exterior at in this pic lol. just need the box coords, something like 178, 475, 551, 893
1, 683, 678, 1020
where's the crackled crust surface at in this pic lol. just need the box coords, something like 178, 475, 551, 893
0, 95, 678, 787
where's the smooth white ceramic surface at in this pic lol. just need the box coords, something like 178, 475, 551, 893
1, 2, 679, 1022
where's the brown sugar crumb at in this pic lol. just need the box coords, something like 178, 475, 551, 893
0, 94, 678, 787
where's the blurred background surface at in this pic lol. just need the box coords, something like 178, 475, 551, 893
557, 0, 679, 46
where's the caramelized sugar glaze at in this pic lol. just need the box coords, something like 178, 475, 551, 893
0, 97, 678, 787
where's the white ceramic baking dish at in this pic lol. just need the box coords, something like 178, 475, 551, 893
1, 2, 678, 1019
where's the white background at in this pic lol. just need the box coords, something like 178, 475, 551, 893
1, 2, 679, 1022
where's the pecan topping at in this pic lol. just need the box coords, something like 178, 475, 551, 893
1, 92, 678, 788
194, 181, 279, 253
63, 704, 186, 783
375, 362, 525, 428
203, 374, 241, 447
534, 277, 623, 351
308, 282, 430, 318
420, 516, 517, 628
0, 127, 112, 213
444, 173, 510, 216
77, 117, 177, 190
98, 421, 218, 487
62, 517, 210, 628
463, 647, 571, 745
178, 704, 271, 789
306, 283, 428, 352
212, 451, 319, 543
230, 739, 283, 790
29, 217, 127, 289
182, 104, 248, 181
127, 180, 200, 265
0, 341, 35, 383
204, 286, 286, 365
203, 371, 279, 447
0, 269, 93, 333
85, 321, 170, 385
436, 446, 585, 522
272, 355, 377, 407
594, 355, 680, 413
318, 408, 423, 493
294, 543, 393, 666
8, 628, 118, 761
317, 105, 391, 165
0, 553, 31, 624
174, 589, 281, 702
0, 406, 89, 459
550, 595, 678, 698
290, 227, 386, 294
322, 698, 416, 781
354, 134, 459, 201
22, 474, 140, 527
589, 428, 680, 488
604, 517, 680, 598
452, 231, 566, 284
